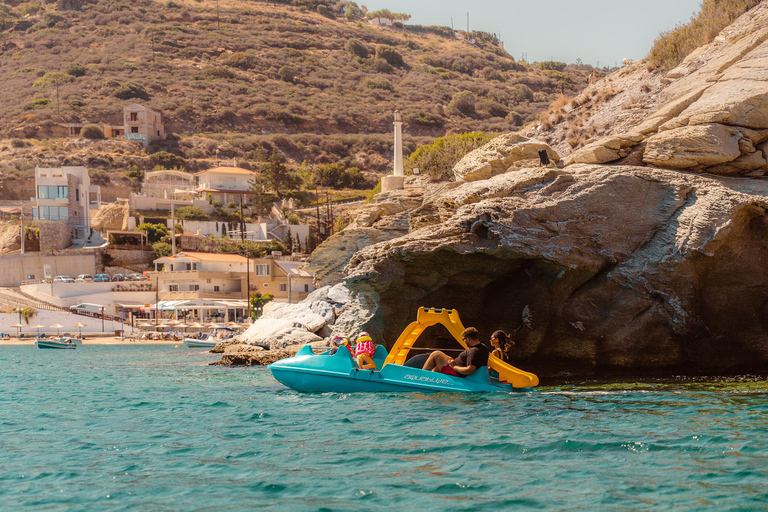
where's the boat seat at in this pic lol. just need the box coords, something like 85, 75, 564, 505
403, 353, 429, 368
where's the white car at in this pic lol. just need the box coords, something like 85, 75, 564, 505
76, 274, 93, 282
54, 276, 75, 283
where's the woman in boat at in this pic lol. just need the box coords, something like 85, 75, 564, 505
490, 330, 514, 363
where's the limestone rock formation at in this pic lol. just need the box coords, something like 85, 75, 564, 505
91, 199, 129, 232
336, 165, 768, 377
453, 133, 560, 182
525, 4, 768, 177
212, 345, 298, 366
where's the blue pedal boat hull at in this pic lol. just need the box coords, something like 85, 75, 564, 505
269, 345, 530, 393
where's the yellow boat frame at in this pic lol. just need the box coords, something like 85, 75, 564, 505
383, 307, 539, 388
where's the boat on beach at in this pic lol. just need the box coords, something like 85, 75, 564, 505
36, 337, 79, 349
270, 307, 539, 393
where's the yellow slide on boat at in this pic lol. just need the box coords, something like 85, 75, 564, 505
383, 307, 539, 389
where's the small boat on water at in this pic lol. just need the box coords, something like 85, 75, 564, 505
36, 337, 79, 350
183, 337, 218, 348
270, 307, 540, 393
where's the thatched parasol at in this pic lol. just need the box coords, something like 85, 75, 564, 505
50, 323, 64, 336
73, 322, 86, 338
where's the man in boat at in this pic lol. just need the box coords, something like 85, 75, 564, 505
421, 327, 489, 377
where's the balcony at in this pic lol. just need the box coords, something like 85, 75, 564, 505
158, 291, 246, 301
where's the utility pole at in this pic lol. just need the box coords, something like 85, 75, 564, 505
155, 272, 159, 329
240, 195, 251, 322
171, 204, 176, 255
19, 201, 24, 254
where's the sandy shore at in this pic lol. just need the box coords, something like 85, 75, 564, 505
0, 336, 181, 346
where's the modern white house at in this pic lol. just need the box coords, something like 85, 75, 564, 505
195, 166, 257, 204
32, 166, 101, 240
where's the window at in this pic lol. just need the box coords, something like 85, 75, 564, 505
131, 126, 139, 133
279, 284, 286, 292
36, 206, 69, 221
169, 284, 178, 292
75, 189, 79, 202
190, 284, 200, 291
214, 286, 220, 292
263, 283, 268, 288
130, 112, 138, 121
206, 279, 211, 284
255, 264, 270, 276
304, 284, 309, 292
37, 185, 68, 200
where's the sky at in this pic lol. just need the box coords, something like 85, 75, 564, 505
364, 0, 703, 65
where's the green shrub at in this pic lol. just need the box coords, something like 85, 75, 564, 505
375, 46, 405, 67
88, 168, 110, 185
510, 84, 534, 103
10, 139, 27, 148
226, 201, 237, 209
115, 82, 149, 100
149, 151, 186, 170
81, 124, 104, 139
175, 206, 209, 220
65, 62, 86, 77
406, 110, 445, 127
479, 100, 507, 118
315, 162, 369, 189
538, 61, 567, 71
28, 98, 51, 109
278, 65, 297, 82
363, 77, 393, 91
196, 67, 236, 80
227, 52, 258, 70
507, 111, 524, 126
151, 241, 172, 259
345, 38, 369, 58
317, 4, 334, 18
447, 90, 476, 116
372, 59, 393, 73
405, 131, 494, 181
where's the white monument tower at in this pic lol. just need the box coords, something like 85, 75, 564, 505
381, 110, 406, 193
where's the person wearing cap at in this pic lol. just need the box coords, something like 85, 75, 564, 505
421, 327, 489, 377
330, 334, 354, 358
354, 331, 376, 370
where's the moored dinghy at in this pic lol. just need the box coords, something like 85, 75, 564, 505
270, 307, 539, 393
36, 337, 79, 349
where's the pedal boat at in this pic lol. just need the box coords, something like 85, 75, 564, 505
270, 307, 539, 393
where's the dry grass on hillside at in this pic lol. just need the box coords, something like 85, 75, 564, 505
647, 0, 762, 70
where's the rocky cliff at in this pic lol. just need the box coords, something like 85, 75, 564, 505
226, 4, 768, 378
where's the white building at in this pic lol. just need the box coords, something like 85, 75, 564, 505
32, 166, 101, 240
195, 166, 257, 204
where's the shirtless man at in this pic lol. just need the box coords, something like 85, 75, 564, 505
421, 327, 489, 377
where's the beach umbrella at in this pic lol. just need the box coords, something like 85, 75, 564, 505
30, 324, 45, 337
156, 323, 170, 330
11, 323, 23, 336
73, 322, 86, 338
50, 323, 64, 336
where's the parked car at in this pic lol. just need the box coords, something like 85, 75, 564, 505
94, 274, 112, 282
76, 274, 93, 282
128, 273, 148, 281
53, 276, 75, 283
70, 303, 105, 315
112, 274, 127, 282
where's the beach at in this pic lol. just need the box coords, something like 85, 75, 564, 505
0, 336, 181, 345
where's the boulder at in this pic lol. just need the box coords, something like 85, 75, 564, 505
341, 164, 768, 377
565, 133, 645, 165
453, 133, 560, 182
91, 199, 129, 232
643, 123, 742, 169
212, 345, 298, 366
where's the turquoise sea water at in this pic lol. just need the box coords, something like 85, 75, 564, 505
1, 345, 767, 511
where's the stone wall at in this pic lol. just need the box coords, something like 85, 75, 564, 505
39, 220, 71, 252
0, 250, 97, 286
104, 248, 153, 269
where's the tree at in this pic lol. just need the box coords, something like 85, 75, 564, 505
136, 222, 169, 244
13, 306, 37, 327
175, 206, 209, 220
250, 291, 274, 319
260, 150, 299, 198
33, 72, 72, 115
65, 62, 86, 77
151, 241, 171, 259
285, 226, 293, 253
115, 82, 150, 100
80, 124, 104, 139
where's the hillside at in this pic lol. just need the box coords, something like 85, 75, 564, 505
0, 0, 592, 200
